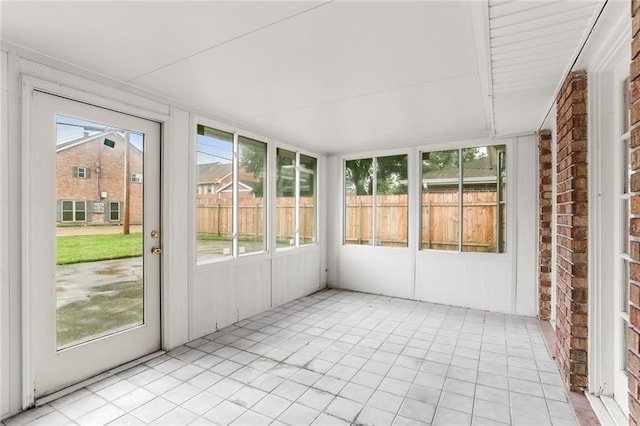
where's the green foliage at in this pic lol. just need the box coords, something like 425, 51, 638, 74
56, 233, 142, 265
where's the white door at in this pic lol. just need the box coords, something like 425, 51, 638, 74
27, 91, 161, 399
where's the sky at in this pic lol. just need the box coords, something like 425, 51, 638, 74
57, 115, 144, 150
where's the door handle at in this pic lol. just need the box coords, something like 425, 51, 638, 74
151, 246, 162, 255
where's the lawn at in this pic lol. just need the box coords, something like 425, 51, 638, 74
56, 233, 143, 265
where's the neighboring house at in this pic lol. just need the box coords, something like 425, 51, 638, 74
196, 162, 260, 199
56, 131, 143, 225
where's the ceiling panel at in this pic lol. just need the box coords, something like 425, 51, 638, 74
243, 73, 487, 153
488, 0, 601, 135
0, 1, 324, 81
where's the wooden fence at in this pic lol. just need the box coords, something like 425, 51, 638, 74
197, 196, 315, 242
197, 191, 503, 251
345, 191, 503, 252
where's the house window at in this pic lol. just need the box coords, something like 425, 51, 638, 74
196, 124, 268, 263
344, 155, 408, 247
61, 200, 87, 222
130, 173, 143, 183
73, 166, 90, 179
109, 201, 121, 222
276, 149, 318, 249
421, 144, 506, 253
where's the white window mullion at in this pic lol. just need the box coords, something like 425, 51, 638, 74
232, 133, 239, 258
295, 152, 301, 247
372, 157, 378, 246
458, 148, 463, 252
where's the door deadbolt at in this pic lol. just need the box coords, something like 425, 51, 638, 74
151, 246, 162, 255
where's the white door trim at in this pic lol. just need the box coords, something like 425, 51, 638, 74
20, 73, 169, 409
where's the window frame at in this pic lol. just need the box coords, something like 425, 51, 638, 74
61, 200, 87, 222
420, 143, 507, 254
275, 147, 319, 251
193, 117, 270, 265
109, 201, 121, 222
342, 150, 409, 248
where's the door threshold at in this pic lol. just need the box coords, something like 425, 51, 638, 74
35, 350, 165, 407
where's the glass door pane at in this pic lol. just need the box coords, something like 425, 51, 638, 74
56, 115, 145, 350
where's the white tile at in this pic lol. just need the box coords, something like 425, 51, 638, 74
112, 388, 156, 412
181, 391, 223, 416
149, 407, 197, 426
56, 394, 108, 420
162, 383, 201, 405
432, 407, 472, 426
442, 378, 475, 397
277, 402, 320, 425
251, 394, 291, 418
406, 383, 441, 405
76, 403, 125, 426
187, 371, 224, 390
170, 364, 205, 381
207, 378, 245, 399
311, 413, 350, 426
367, 390, 403, 414
472, 399, 511, 424
313, 375, 347, 394
24, 411, 71, 426
378, 377, 411, 397
398, 398, 436, 423
438, 391, 474, 414
130, 397, 176, 424
289, 369, 322, 386
273, 380, 308, 401
96, 380, 138, 401
250, 373, 284, 392
144, 375, 183, 395
356, 405, 396, 426
339, 382, 375, 404
203, 400, 246, 426
297, 388, 335, 412
106, 414, 146, 425
2, 405, 55, 426
229, 410, 272, 426
325, 396, 363, 423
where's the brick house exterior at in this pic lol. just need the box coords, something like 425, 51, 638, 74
196, 162, 260, 200
56, 131, 143, 226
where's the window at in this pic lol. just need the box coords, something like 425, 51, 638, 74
109, 201, 121, 222
61, 200, 87, 222
299, 154, 317, 245
196, 124, 267, 263
130, 173, 143, 183
276, 149, 296, 248
344, 155, 408, 247
73, 166, 90, 179
421, 144, 506, 253
238, 135, 266, 255
276, 149, 318, 249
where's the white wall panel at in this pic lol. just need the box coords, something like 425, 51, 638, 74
338, 247, 413, 299
272, 248, 321, 307
190, 260, 271, 339
415, 251, 512, 312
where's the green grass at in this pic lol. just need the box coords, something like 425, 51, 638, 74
56, 281, 143, 349
57, 233, 143, 265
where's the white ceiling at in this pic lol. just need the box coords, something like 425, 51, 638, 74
1, 1, 603, 154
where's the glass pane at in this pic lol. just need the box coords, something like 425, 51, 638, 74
345, 158, 373, 245
376, 155, 408, 247
276, 149, 296, 248
56, 114, 144, 350
421, 150, 459, 250
238, 136, 266, 255
300, 154, 317, 245
196, 125, 234, 262
462, 145, 506, 253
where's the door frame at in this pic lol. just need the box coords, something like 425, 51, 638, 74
20, 74, 170, 409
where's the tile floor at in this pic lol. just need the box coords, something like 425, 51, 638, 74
3, 289, 578, 426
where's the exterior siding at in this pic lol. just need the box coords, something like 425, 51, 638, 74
539, 130, 553, 321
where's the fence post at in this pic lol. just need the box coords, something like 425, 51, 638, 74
427, 197, 431, 249
216, 203, 221, 236
358, 200, 363, 244
254, 202, 259, 241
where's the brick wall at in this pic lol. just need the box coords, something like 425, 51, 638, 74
555, 71, 589, 392
539, 130, 553, 321
629, 0, 640, 421
57, 136, 143, 224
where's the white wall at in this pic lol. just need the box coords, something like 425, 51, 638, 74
328, 135, 538, 315
0, 45, 326, 419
